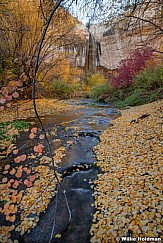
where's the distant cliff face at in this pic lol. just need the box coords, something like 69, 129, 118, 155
56, 2, 162, 72
91, 21, 162, 70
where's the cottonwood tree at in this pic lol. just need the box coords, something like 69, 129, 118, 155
0, 0, 87, 91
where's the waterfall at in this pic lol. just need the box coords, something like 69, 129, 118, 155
85, 30, 101, 73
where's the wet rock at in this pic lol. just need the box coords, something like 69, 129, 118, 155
22, 169, 98, 243
78, 131, 100, 138
59, 136, 99, 170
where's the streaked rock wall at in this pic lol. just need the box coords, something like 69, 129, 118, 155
91, 22, 162, 70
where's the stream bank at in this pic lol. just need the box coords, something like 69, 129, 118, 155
90, 99, 163, 242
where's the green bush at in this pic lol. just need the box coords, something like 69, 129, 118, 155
48, 80, 81, 99
90, 83, 113, 102
134, 65, 163, 90
116, 89, 147, 107
148, 88, 163, 102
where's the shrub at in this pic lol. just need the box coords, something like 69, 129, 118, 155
47, 80, 81, 99
149, 88, 163, 102
86, 73, 106, 87
134, 65, 163, 90
116, 89, 147, 107
115, 86, 132, 99
112, 47, 154, 88
90, 83, 113, 102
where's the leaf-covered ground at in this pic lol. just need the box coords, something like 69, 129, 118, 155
0, 98, 74, 123
90, 100, 163, 242
0, 162, 60, 241
0, 98, 75, 155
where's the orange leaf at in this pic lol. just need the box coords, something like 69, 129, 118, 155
8, 144, 15, 150
14, 156, 21, 163
29, 133, 35, 139
17, 165, 22, 173
0, 183, 10, 190
34, 144, 44, 153
24, 179, 32, 187
12, 191, 17, 196
23, 167, 27, 172
23, 167, 31, 174
13, 149, 19, 155
29, 175, 35, 182
9, 204, 15, 210
13, 180, 19, 189
15, 171, 22, 178
3, 170, 8, 174
4, 202, 10, 210
4, 164, 10, 170
16, 191, 23, 203
12, 194, 17, 203
20, 154, 26, 161
31, 127, 37, 134
2, 177, 8, 183
10, 168, 16, 175
10, 206, 17, 214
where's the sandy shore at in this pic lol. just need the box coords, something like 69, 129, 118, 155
90, 100, 163, 242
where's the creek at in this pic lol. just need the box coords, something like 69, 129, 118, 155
20, 98, 120, 243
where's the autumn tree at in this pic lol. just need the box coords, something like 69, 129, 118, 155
0, 0, 44, 86
0, 0, 87, 92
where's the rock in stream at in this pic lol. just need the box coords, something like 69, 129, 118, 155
22, 169, 98, 243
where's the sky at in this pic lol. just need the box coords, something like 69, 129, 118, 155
62, 0, 114, 25
63, 0, 132, 25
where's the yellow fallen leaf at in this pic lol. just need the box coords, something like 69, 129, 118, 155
55, 234, 61, 238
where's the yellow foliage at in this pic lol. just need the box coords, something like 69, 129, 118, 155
1, 0, 85, 87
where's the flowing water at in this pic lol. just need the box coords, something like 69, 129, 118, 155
19, 98, 120, 243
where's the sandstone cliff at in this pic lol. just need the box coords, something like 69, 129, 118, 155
90, 1, 163, 70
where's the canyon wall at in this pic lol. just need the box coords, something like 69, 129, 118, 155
91, 22, 162, 70
90, 1, 163, 70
